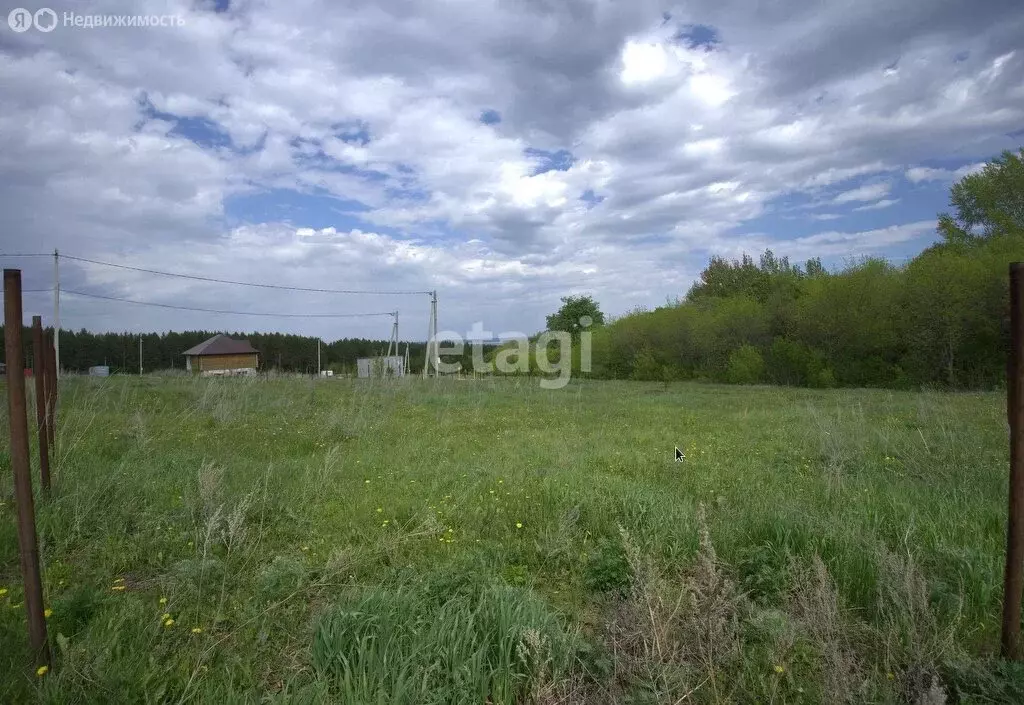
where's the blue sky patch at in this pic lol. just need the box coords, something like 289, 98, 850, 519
526, 148, 574, 175
480, 109, 502, 125
675, 24, 721, 51
137, 95, 232, 149
333, 122, 371, 145
225, 187, 370, 230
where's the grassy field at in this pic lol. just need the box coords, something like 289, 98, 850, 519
2, 375, 1023, 703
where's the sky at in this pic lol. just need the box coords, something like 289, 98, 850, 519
1, 0, 1022, 342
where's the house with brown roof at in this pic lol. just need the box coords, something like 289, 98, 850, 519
182, 334, 259, 376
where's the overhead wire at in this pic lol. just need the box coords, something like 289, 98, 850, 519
56, 289, 398, 318
3, 252, 423, 319
57, 254, 432, 295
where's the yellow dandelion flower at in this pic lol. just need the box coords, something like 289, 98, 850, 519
162, 612, 171, 620
113, 577, 125, 584
382, 520, 389, 526
774, 665, 785, 674
44, 608, 52, 618
164, 618, 175, 628
159, 596, 168, 605
191, 627, 203, 634
36, 665, 48, 677
111, 585, 126, 591
301, 546, 309, 552
515, 522, 523, 529
0, 588, 7, 597
376, 508, 383, 513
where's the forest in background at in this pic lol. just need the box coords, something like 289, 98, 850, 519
587, 149, 1024, 389
3, 149, 1022, 388
0, 329, 433, 376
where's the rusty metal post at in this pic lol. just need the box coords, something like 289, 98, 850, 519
44, 331, 56, 448
31, 316, 50, 495
3, 270, 49, 665
1004, 263, 1024, 660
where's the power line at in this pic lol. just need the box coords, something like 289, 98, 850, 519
2, 252, 432, 295
59, 254, 432, 295
60, 289, 398, 319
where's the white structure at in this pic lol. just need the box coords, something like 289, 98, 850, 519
357, 356, 405, 378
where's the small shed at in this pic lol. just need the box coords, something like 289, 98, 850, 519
357, 356, 405, 378
182, 334, 259, 375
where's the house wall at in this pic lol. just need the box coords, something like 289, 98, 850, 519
188, 353, 259, 373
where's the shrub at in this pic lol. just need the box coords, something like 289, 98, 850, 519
726, 345, 765, 384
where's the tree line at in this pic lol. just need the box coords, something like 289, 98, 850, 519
585, 149, 1024, 389
0, 328, 433, 375
5, 149, 1021, 390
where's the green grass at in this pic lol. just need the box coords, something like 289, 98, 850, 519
2, 375, 1023, 703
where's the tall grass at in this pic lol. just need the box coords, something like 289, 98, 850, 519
1, 376, 1022, 702
313, 580, 580, 703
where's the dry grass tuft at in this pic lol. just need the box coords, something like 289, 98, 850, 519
606, 505, 745, 703
787, 555, 865, 703
877, 548, 959, 705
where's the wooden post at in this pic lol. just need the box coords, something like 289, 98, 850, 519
1004, 262, 1024, 660
31, 316, 50, 495
3, 270, 49, 666
44, 331, 56, 448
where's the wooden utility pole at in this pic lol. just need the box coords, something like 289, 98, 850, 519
1004, 262, 1024, 660
31, 316, 50, 495
3, 270, 49, 666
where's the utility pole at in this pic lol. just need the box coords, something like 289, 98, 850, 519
386, 311, 398, 359
317, 337, 321, 377
53, 249, 59, 378
432, 290, 438, 376
422, 292, 435, 378
138, 336, 143, 376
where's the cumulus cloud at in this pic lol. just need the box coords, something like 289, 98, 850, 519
832, 183, 892, 204
854, 198, 901, 211
1, 0, 1022, 337
905, 162, 988, 182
